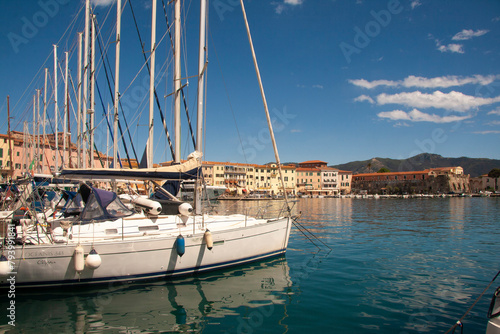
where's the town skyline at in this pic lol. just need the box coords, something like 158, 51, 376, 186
0, 1, 499, 167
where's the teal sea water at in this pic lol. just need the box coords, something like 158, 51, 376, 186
1, 197, 499, 333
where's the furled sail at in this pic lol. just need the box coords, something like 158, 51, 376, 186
59, 151, 202, 181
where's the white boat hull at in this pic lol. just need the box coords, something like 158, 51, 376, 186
1, 215, 292, 288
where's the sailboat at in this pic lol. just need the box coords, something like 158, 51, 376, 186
0, 0, 295, 288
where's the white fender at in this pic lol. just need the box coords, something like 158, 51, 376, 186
0, 255, 10, 276
204, 230, 213, 250
74, 245, 84, 273
85, 248, 102, 270
178, 203, 193, 217
132, 196, 162, 216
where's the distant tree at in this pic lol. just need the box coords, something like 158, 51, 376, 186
488, 169, 500, 178
488, 168, 500, 192
377, 167, 391, 173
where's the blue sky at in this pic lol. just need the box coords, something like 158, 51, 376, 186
0, 0, 499, 167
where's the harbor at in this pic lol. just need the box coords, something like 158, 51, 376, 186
1, 196, 498, 333
0, 0, 499, 333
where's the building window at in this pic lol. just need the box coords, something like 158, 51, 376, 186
0, 148, 3, 157
17, 152, 20, 157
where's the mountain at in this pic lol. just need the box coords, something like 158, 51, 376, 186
330, 153, 500, 178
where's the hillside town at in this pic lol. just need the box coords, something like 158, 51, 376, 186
0, 131, 498, 197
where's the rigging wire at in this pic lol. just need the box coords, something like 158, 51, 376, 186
129, 0, 175, 160
444, 269, 500, 334
94, 18, 136, 169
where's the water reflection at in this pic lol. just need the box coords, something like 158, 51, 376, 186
0, 258, 291, 333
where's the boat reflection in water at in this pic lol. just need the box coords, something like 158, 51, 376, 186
0, 257, 291, 333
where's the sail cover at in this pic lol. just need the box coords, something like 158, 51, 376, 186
79, 187, 134, 222
60, 151, 201, 181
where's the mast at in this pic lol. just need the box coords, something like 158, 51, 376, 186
113, 0, 121, 169
7, 96, 13, 179
174, 0, 181, 163
77, 32, 83, 168
196, 0, 207, 152
32, 93, 36, 172
63, 51, 69, 168
53, 44, 59, 174
194, 0, 208, 214
36, 89, 40, 173
90, 14, 96, 168
147, 0, 157, 168
239, 0, 290, 212
43, 68, 48, 174
82, 0, 90, 169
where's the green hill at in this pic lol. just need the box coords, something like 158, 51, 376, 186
330, 153, 500, 178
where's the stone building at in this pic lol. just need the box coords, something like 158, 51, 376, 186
352, 167, 470, 195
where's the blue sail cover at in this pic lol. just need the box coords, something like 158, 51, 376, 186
79, 187, 134, 223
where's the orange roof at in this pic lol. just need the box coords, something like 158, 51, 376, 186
353, 170, 428, 177
299, 160, 327, 164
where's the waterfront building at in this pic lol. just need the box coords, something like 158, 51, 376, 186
352, 167, 470, 194
320, 167, 339, 195
0, 131, 111, 181
470, 174, 500, 193
253, 163, 296, 195
296, 160, 324, 196
338, 170, 352, 195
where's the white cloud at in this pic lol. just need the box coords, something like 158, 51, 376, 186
378, 109, 472, 123
274, 0, 303, 14
349, 79, 397, 89
349, 75, 498, 89
411, 0, 421, 9
90, 0, 115, 6
437, 43, 464, 54
473, 130, 500, 134
493, 17, 500, 22
452, 29, 489, 41
312, 84, 324, 89
487, 120, 500, 125
354, 95, 375, 104
488, 107, 500, 116
376, 90, 500, 112
378, 110, 410, 121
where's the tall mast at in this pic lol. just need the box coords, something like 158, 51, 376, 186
43, 68, 48, 174
32, 94, 36, 172
63, 51, 69, 169
196, 0, 207, 152
82, 0, 90, 169
36, 89, 40, 173
53, 44, 59, 174
174, 0, 181, 163
90, 14, 96, 168
194, 0, 208, 214
113, 0, 121, 169
77, 32, 83, 168
147, 0, 157, 168
7, 96, 13, 179
239, 0, 290, 211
